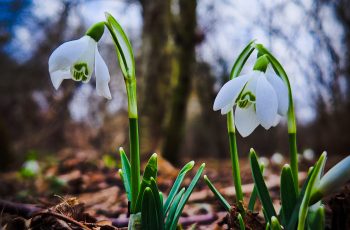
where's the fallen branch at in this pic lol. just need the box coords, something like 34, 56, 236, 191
31, 211, 91, 230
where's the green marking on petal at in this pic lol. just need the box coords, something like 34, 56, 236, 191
71, 62, 89, 81
237, 91, 256, 108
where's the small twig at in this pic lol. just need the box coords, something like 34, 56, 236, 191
31, 211, 91, 230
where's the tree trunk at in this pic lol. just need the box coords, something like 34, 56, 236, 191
139, 0, 172, 155
162, 0, 197, 164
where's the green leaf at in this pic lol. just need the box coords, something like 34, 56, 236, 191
105, 12, 135, 78
248, 163, 265, 211
229, 40, 256, 79
141, 187, 159, 230
298, 152, 327, 230
204, 175, 231, 212
163, 161, 194, 214
119, 147, 131, 201
143, 153, 158, 181
307, 204, 325, 230
150, 177, 164, 230
270, 216, 282, 230
249, 149, 276, 223
280, 164, 297, 225
165, 188, 185, 230
169, 163, 206, 230
237, 213, 245, 230
286, 166, 315, 230
135, 153, 158, 213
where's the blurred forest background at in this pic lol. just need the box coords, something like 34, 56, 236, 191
1, 0, 350, 171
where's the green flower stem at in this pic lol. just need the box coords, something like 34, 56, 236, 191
255, 44, 298, 192
104, 14, 140, 214
227, 111, 244, 210
125, 74, 139, 214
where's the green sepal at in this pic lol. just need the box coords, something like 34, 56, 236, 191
249, 149, 276, 222
253, 54, 269, 72
280, 164, 297, 225
298, 152, 327, 230
248, 163, 265, 211
270, 216, 282, 230
237, 213, 245, 230
163, 161, 194, 214
165, 188, 185, 230
119, 147, 132, 201
169, 163, 206, 230
86, 21, 105, 42
105, 12, 135, 79
204, 175, 231, 212
141, 187, 159, 230
135, 153, 158, 213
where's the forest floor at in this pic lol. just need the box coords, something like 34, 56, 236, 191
0, 148, 349, 229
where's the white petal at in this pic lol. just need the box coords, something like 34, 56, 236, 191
78, 36, 97, 83
235, 105, 260, 137
221, 101, 234, 114
95, 47, 112, 99
50, 69, 71, 89
243, 71, 260, 94
272, 115, 281, 127
48, 36, 89, 73
266, 66, 289, 115
256, 76, 278, 129
213, 74, 252, 111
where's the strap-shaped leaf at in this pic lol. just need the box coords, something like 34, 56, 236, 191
141, 187, 159, 230
135, 154, 158, 213
163, 161, 194, 214
298, 152, 327, 230
119, 147, 131, 201
237, 213, 245, 230
165, 188, 185, 230
229, 40, 256, 79
307, 204, 325, 230
105, 12, 135, 78
150, 177, 164, 230
270, 216, 282, 230
169, 163, 206, 230
286, 166, 315, 229
204, 175, 231, 212
280, 164, 297, 224
143, 153, 158, 181
249, 149, 276, 222
248, 163, 265, 211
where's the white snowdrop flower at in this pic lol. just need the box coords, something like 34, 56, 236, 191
317, 156, 350, 196
23, 160, 40, 174
259, 156, 270, 168
48, 24, 111, 99
303, 148, 315, 161
271, 152, 284, 165
213, 66, 289, 137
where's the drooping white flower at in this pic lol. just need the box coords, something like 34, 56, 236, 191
213, 66, 289, 137
48, 35, 112, 99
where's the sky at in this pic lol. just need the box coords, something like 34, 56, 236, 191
6, 0, 345, 124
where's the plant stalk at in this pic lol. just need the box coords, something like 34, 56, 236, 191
227, 111, 244, 211
125, 77, 140, 213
